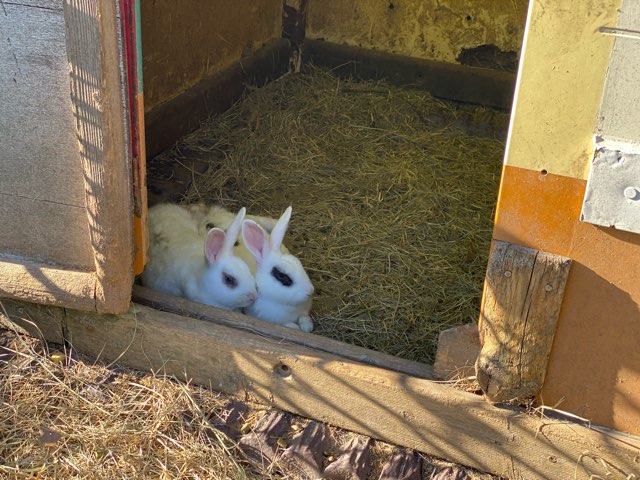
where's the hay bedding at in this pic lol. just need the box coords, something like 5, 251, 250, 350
166, 67, 507, 364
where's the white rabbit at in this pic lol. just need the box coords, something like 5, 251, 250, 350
241, 206, 314, 332
141, 203, 257, 311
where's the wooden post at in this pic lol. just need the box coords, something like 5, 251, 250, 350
476, 240, 572, 403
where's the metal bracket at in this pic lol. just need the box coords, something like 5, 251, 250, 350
581, 144, 640, 234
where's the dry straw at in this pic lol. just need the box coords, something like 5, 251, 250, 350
0, 329, 497, 479
0, 331, 263, 480
170, 66, 507, 364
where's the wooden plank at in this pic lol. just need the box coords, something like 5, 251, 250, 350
0, 1, 85, 206
0, 1, 94, 268
0, 0, 134, 314
0, 196, 94, 269
120, 0, 148, 276
2, 1, 62, 9
5, 300, 637, 479
132, 285, 434, 379
144, 38, 292, 158
0, 297, 64, 344
433, 323, 480, 380
63, 0, 134, 313
476, 240, 572, 403
303, 40, 516, 110
0, 260, 96, 312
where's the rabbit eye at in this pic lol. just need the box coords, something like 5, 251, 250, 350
222, 272, 238, 289
205, 222, 215, 230
271, 267, 293, 287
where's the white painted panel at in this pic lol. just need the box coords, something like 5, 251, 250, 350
581, 147, 640, 234
597, 0, 640, 146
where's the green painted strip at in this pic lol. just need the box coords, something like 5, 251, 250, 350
135, 0, 143, 92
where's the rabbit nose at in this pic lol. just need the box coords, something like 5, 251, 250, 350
247, 291, 257, 302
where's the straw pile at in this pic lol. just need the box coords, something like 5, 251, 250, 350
169, 67, 507, 364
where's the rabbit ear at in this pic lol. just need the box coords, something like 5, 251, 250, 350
242, 220, 268, 263
222, 207, 246, 254
204, 228, 226, 263
270, 206, 292, 251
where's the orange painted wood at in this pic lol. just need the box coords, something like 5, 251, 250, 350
492, 165, 640, 435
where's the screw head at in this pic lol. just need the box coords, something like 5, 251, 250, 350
624, 187, 639, 200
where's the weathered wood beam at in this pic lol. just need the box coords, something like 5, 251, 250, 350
303, 40, 516, 110
144, 38, 292, 159
132, 285, 433, 379
0, 298, 638, 479
476, 240, 572, 403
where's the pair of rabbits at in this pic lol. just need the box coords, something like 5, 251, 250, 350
141, 203, 314, 332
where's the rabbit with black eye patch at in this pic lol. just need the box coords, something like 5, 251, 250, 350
140, 204, 257, 311
241, 206, 314, 332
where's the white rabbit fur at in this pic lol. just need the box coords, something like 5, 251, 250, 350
141, 203, 257, 311
241, 206, 314, 332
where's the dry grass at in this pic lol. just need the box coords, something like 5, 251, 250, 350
168, 67, 507, 364
0, 330, 261, 480
0, 328, 501, 479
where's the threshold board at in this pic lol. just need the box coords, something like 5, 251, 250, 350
1, 294, 638, 479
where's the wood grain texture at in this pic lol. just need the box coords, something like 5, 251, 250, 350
0, 0, 134, 313
476, 240, 572, 402
132, 285, 433, 379
0, 297, 64, 344
4, 300, 636, 479
2, 1, 63, 9
0, 1, 93, 266
303, 40, 516, 110
63, 0, 134, 312
0, 196, 94, 268
0, 260, 96, 312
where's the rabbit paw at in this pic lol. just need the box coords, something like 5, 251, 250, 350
284, 322, 302, 330
297, 316, 313, 333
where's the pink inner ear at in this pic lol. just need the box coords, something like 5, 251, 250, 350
205, 229, 226, 263
242, 221, 266, 262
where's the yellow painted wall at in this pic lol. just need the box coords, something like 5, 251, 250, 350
504, 0, 619, 179
306, 0, 528, 64
141, 0, 282, 112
